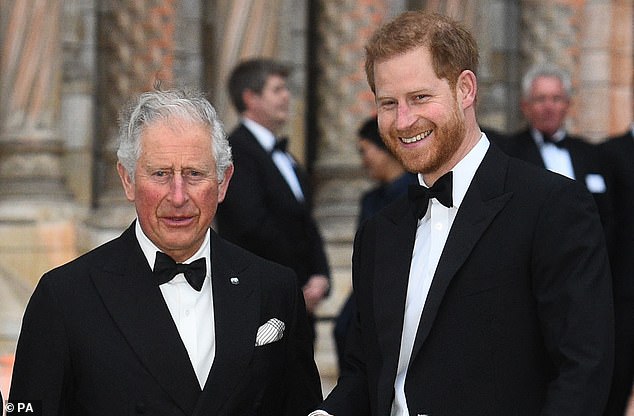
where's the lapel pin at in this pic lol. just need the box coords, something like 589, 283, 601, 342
230, 277, 239, 285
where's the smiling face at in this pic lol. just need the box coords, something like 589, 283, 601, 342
374, 46, 476, 184
117, 117, 233, 262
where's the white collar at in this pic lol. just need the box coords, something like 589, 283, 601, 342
135, 220, 211, 274
242, 118, 276, 152
417, 132, 490, 210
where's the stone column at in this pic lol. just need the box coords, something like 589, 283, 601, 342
0, 0, 76, 357
0, 0, 71, 205
310, 0, 392, 386
519, 0, 585, 132
577, 0, 633, 140
87, 0, 177, 247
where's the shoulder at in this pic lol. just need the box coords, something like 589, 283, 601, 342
212, 232, 297, 286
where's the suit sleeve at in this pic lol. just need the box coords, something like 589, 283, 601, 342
532, 179, 614, 416
281, 274, 324, 415
9, 275, 72, 416
316, 225, 371, 416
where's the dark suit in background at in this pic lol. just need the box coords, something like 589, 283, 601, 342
599, 126, 634, 416
217, 58, 330, 339
216, 123, 329, 291
503, 129, 615, 247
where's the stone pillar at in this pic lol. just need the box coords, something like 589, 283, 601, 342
519, 0, 585, 132
310, 0, 391, 386
0, 0, 77, 357
0, 0, 71, 204
577, 0, 633, 140
87, 0, 177, 247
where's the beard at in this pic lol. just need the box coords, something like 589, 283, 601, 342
384, 102, 466, 175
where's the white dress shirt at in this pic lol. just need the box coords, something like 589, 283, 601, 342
532, 128, 575, 179
242, 117, 305, 201
309, 134, 490, 416
391, 134, 489, 415
136, 221, 215, 389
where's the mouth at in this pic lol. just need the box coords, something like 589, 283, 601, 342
162, 215, 195, 225
399, 129, 433, 144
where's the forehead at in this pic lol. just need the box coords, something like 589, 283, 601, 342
531, 76, 564, 94
374, 47, 438, 95
139, 119, 212, 159
263, 74, 287, 90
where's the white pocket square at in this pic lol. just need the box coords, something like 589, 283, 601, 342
255, 318, 285, 346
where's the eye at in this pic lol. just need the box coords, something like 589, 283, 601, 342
152, 169, 171, 178
183, 168, 210, 183
377, 99, 397, 110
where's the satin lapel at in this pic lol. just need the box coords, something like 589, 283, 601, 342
195, 232, 258, 415
372, 200, 418, 412
90, 226, 201, 415
409, 147, 513, 360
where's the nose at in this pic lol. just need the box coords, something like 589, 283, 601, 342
168, 173, 189, 206
396, 102, 416, 131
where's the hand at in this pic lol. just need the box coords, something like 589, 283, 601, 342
302, 275, 329, 313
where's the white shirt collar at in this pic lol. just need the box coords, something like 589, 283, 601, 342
135, 220, 211, 275
242, 117, 276, 152
530, 127, 565, 144
417, 132, 490, 210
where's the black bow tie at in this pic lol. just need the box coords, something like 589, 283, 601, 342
153, 252, 207, 291
542, 133, 567, 148
271, 137, 288, 154
408, 171, 453, 219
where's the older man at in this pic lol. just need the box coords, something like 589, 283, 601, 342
9, 88, 322, 416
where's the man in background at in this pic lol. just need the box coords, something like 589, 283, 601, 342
503, 64, 614, 245
216, 58, 331, 339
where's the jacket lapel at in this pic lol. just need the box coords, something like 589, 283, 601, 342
372, 200, 419, 413
409, 146, 513, 360
90, 224, 201, 415
194, 232, 259, 415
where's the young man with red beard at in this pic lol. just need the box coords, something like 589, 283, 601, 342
310, 11, 613, 416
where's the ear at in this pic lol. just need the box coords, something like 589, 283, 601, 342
242, 89, 258, 109
117, 162, 136, 202
457, 70, 477, 110
217, 163, 234, 203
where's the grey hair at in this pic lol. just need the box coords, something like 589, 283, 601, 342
117, 88, 232, 182
521, 63, 572, 100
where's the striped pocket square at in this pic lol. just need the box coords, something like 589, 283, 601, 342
255, 318, 285, 346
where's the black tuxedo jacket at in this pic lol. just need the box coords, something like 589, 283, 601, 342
9, 223, 322, 416
216, 123, 330, 288
502, 129, 615, 248
600, 131, 634, 299
321, 144, 613, 415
